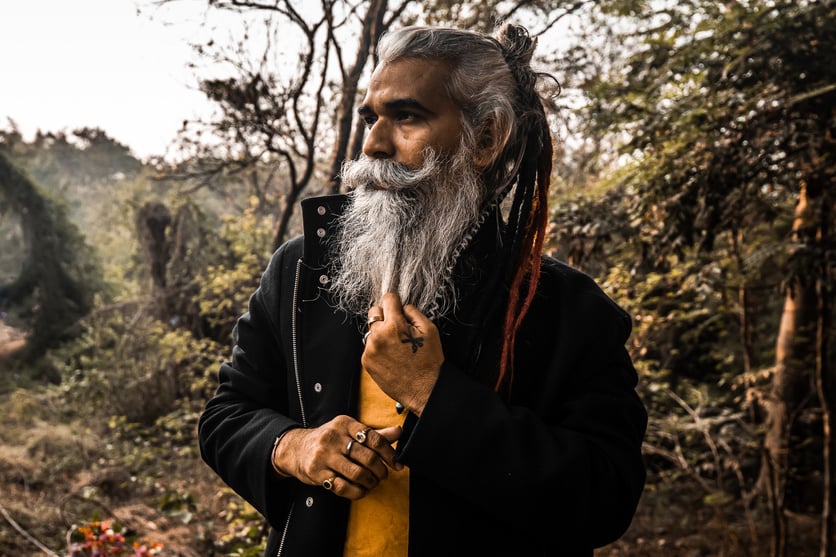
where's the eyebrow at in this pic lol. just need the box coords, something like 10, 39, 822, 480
357, 98, 433, 117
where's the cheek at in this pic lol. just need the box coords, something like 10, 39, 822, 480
434, 121, 464, 154
397, 135, 429, 167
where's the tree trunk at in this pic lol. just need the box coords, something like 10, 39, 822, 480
760, 180, 820, 557
731, 228, 753, 374
271, 188, 299, 253
135, 201, 172, 301
816, 188, 833, 557
326, 0, 388, 194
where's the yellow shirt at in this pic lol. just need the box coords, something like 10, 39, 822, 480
343, 367, 410, 556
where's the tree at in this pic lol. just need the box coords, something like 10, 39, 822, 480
562, 1, 835, 554
150, 0, 414, 250
149, 0, 592, 250
0, 151, 101, 371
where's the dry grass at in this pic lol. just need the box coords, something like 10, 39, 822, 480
0, 386, 824, 557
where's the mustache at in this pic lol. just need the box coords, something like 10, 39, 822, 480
339, 152, 440, 192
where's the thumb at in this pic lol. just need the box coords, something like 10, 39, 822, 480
376, 425, 404, 471
376, 425, 402, 443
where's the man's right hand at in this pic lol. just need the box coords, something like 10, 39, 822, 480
271, 415, 402, 500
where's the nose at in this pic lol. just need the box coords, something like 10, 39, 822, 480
362, 119, 394, 159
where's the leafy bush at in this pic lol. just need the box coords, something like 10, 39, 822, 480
197, 200, 273, 342
52, 307, 224, 425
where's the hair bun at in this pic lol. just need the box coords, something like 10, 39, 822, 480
495, 23, 538, 95
496, 23, 535, 65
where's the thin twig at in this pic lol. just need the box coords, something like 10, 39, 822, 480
0, 501, 61, 557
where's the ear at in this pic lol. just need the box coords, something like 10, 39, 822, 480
472, 119, 506, 170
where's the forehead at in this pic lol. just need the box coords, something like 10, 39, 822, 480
364, 58, 458, 112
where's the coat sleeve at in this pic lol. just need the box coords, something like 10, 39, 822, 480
197, 239, 303, 528
396, 258, 647, 549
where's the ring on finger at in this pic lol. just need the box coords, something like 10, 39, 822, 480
322, 476, 336, 491
366, 314, 384, 328
346, 439, 354, 456
354, 427, 371, 444
362, 330, 372, 346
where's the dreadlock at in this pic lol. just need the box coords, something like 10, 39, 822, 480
375, 23, 557, 393
492, 23, 554, 392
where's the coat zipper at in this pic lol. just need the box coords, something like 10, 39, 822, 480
291, 258, 307, 428
277, 258, 306, 557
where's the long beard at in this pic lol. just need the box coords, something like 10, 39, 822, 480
328, 145, 486, 320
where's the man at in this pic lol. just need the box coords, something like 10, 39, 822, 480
198, 23, 647, 557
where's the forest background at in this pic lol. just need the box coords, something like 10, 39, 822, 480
0, 1, 833, 556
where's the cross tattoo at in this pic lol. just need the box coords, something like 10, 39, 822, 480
401, 333, 424, 353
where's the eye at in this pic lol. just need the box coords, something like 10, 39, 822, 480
362, 115, 377, 129
395, 111, 417, 122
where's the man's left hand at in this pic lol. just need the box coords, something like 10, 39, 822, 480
361, 292, 443, 417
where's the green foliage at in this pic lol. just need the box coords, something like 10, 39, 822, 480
0, 1, 831, 554
574, 0, 833, 259
212, 490, 269, 556
0, 211, 23, 285
0, 151, 106, 366
547, 5, 832, 549
547, 183, 639, 278
1, 127, 184, 303
52, 308, 224, 425
197, 200, 273, 340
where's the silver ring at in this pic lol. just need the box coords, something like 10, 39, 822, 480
366, 315, 384, 328
346, 439, 354, 456
354, 427, 370, 444
322, 476, 336, 490
362, 330, 372, 346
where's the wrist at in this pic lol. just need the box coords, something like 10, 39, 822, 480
271, 431, 293, 478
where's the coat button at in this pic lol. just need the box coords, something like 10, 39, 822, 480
316, 227, 326, 238
317, 205, 327, 215
314, 382, 322, 393
306, 496, 314, 507
319, 274, 329, 285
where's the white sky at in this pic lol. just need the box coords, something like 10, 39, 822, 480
0, 1, 582, 163
0, 0, 227, 161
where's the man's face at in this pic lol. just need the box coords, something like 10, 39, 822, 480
358, 58, 464, 169
331, 58, 491, 318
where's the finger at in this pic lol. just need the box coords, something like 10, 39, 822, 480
344, 425, 393, 481
325, 475, 370, 501
347, 442, 394, 479
376, 425, 404, 470
380, 292, 406, 320
364, 426, 402, 471
377, 425, 402, 443
326, 436, 388, 489
340, 458, 387, 489
366, 306, 385, 329
402, 304, 432, 331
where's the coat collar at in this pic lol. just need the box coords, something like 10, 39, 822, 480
298, 191, 508, 380
300, 193, 349, 267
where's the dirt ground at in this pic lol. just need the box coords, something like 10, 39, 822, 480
0, 425, 821, 557
0, 352, 823, 557
0, 395, 225, 556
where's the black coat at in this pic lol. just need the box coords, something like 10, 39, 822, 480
198, 194, 647, 557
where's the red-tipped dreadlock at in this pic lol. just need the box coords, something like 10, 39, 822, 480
495, 128, 552, 392
377, 22, 556, 393
492, 22, 556, 392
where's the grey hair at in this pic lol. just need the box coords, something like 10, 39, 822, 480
376, 24, 543, 204
375, 24, 556, 392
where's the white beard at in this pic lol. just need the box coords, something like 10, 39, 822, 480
328, 145, 487, 320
